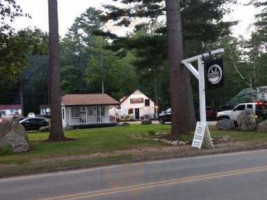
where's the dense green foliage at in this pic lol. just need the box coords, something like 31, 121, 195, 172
0, 0, 26, 103
60, 8, 139, 100
0, 0, 25, 33
1, 1, 267, 115
249, 0, 267, 87
100, 0, 237, 108
3, 29, 49, 114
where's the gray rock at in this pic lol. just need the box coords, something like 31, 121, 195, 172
221, 135, 231, 141
170, 141, 178, 146
237, 110, 256, 131
157, 139, 186, 146
141, 119, 152, 125
257, 120, 267, 133
118, 122, 130, 127
216, 119, 235, 130
214, 135, 231, 144
0, 122, 30, 153
178, 141, 186, 145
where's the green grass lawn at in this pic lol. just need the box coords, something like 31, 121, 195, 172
2, 124, 267, 165
1, 124, 267, 178
180, 126, 267, 142
0, 125, 171, 165
209, 126, 267, 142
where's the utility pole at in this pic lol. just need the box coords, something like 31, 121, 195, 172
19, 81, 24, 116
101, 50, 105, 94
100, 38, 105, 94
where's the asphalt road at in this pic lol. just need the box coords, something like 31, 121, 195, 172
1, 150, 267, 200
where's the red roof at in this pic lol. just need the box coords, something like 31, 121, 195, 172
62, 94, 119, 106
0, 105, 22, 110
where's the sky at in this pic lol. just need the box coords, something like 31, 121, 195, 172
13, 0, 258, 38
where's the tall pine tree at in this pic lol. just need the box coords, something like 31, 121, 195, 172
101, 0, 236, 136
48, 0, 65, 141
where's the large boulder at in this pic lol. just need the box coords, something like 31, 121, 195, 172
237, 110, 256, 131
141, 119, 152, 125
257, 120, 267, 133
0, 121, 30, 153
216, 119, 235, 130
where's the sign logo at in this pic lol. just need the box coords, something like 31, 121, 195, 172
130, 98, 144, 104
207, 64, 223, 85
205, 58, 224, 90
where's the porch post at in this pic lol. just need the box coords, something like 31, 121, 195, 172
114, 106, 116, 123
70, 107, 73, 126
85, 106, 88, 124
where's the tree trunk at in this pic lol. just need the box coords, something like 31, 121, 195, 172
154, 77, 159, 118
19, 81, 24, 116
48, 0, 65, 141
166, 0, 191, 138
186, 71, 197, 130
100, 38, 105, 94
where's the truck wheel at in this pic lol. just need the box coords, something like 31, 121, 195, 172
219, 116, 230, 120
159, 118, 165, 124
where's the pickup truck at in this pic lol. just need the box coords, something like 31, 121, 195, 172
159, 108, 171, 124
216, 103, 256, 121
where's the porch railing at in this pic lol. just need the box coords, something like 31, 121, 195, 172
69, 115, 116, 126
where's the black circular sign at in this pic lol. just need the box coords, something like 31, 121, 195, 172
207, 64, 223, 85
205, 59, 224, 90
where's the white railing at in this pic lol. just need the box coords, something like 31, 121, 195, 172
69, 115, 116, 126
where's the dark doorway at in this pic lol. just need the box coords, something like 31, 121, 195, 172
135, 108, 140, 120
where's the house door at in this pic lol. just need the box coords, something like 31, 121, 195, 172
135, 108, 140, 120
87, 107, 94, 123
97, 107, 101, 123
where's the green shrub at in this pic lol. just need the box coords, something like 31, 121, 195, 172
148, 130, 156, 136
0, 147, 14, 155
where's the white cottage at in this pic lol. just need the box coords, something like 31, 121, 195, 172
61, 94, 119, 128
112, 90, 156, 120
0, 105, 22, 119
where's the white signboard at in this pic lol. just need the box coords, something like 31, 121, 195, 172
192, 122, 206, 149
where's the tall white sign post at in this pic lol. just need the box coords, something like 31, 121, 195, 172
182, 48, 224, 149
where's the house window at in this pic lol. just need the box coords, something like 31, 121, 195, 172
145, 99, 150, 107
128, 109, 133, 114
71, 108, 80, 118
62, 108, 65, 119
101, 107, 105, 116
0, 111, 5, 117
87, 107, 93, 115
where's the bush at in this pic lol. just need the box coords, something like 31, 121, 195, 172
0, 147, 14, 155
141, 119, 152, 125
148, 130, 156, 136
